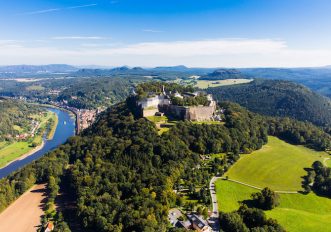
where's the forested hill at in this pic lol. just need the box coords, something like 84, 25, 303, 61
207, 79, 331, 127
0, 96, 330, 231
199, 68, 248, 80
57, 77, 140, 109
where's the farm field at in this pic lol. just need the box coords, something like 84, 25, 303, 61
225, 136, 329, 191
215, 180, 331, 232
195, 79, 253, 89
0, 184, 47, 232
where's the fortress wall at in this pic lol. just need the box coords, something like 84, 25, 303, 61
187, 105, 215, 121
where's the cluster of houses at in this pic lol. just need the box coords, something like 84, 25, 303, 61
50, 100, 104, 133
169, 209, 212, 232
137, 88, 219, 122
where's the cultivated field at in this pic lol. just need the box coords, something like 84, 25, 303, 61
225, 136, 329, 191
195, 79, 253, 89
0, 184, 47, 232
216, 180, 331, 232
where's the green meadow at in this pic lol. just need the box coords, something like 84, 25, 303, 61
216, 136, 331, 231
226, 136, 329, 191
216, 180, 331, 232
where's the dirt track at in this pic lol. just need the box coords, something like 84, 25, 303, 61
0, 184, 47, 232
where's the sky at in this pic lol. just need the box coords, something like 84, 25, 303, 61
1, 0, 331, 67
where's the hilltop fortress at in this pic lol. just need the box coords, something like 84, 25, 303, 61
137, 87, 217, 121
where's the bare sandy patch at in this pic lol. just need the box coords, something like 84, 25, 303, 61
0, 184, 47, 232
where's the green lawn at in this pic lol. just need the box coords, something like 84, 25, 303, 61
226, 136, 329, 191
195, 79, 253, 89
146, 115, 168, 123
216, 180, 331, 232
0, 141, 33, 167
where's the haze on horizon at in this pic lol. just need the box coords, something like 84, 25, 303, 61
1, 0, 331, 68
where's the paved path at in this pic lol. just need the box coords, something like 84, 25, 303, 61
222, 178, 298, 194
0, 184, 47, 232
323, 158, 330, 166
208, 176, 221, 232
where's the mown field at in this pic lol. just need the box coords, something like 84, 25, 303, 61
225, 136, 329, 191
216, 180, 331, 232
195, 79, 253, 89
216, 136, 331, 231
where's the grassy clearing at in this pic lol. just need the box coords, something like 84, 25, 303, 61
216, 180, 331, 232
146, 115, 178, 135
195, 79, 253, 89
146, 115, 168, 123
226, 136, 329, 191
12, 125, 23, 132
25, 85, 45, 91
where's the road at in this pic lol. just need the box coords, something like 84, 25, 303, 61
209, 176, 221, 232
0, 184, 47, 232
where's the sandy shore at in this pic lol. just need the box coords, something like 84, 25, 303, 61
0, 184, 47, 232
0, 140, 45, 169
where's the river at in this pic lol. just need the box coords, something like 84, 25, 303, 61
0, 107, 76, 179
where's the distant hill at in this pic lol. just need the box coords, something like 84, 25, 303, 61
239, 68, 331, 98
199, 68, 248, 80
0, 64, 78, 74
207, 79, 331, 127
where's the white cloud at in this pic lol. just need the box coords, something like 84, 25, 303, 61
51, 36, 106, 40
17, 3, 97, 15
142, 29, 164, 33
0, 38, 331, 67
17, 8, 60, 15
66, 4, 98, 9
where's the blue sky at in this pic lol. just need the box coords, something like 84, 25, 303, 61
1, 0, 331, 67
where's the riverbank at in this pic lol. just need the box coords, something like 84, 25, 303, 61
30, 102, 79, 134
0, 107, 76, 179
46, 112, 59, 140
0, 140, 45, 169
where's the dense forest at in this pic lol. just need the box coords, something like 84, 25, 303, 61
207, 79, 331, 127
0, 98, 41, 141
57, 77, 140, 109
